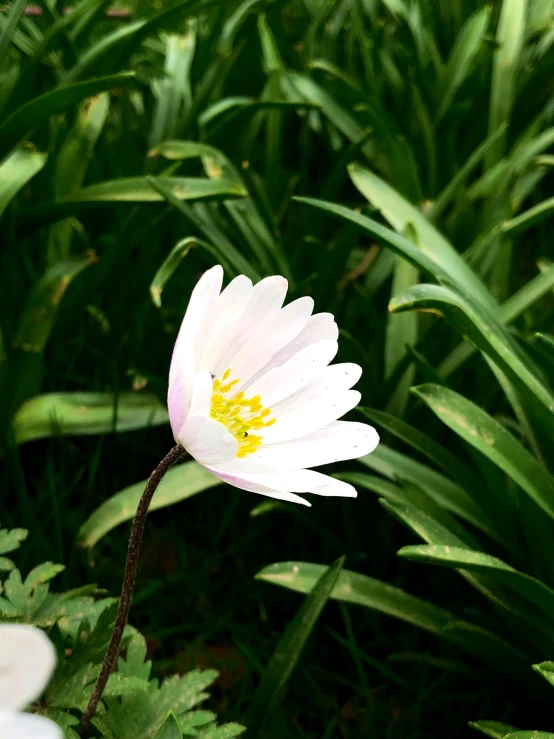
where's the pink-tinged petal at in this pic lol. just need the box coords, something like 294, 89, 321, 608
196, 274, 253, 372
204, 464, 311, 506
243, 340, 338, 404
0, 712, 62, 739
178, 415, 237, 466
0, 625, 56, 711
263, 312, 339, 369
168, 266, 223, 440
205, 460, 355, 501
278, 470, 357, 497
188, 370, 213, 418
213, 275, 288, 378
271, 363, 362, 416
252, 421, 379, 470
261, 390, 361, 444
227, 296, 314, 389
234, 468, 356, 497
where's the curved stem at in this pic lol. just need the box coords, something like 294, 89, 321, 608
78, 444, 185, 735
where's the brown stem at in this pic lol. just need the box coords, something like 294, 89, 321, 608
78, 444, 185, 735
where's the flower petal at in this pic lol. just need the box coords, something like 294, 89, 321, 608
205, 460, 356, 501
188, 370, 214, 418
244, 340, 338, 406
0, 712, 62, 739
252, 421, 379, 470
168, 265, 223, 439
178, 414, 238, 466
241, 312, 338, 390
212, 275, 288, 377
262, 390, 361, 444
270, 363, 362, 416
196, 274, 253, 372
204, 463, 311, 506
0, 625, 56, 711
227, 296, 314, 389
244, 468, 356, 497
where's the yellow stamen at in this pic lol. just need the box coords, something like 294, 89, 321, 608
209, 369, 274, 457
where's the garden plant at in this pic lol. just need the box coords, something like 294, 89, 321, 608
2, 0, 554, 737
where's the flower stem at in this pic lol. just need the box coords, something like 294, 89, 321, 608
78, 444, 185, 735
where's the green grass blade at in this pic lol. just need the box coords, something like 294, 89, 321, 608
61, 22, 145, 83
294, 196, 449, 281
21, 175, 245, 231
436, 5, 491, 122
0, 146, 47, 218
399, 544, 554, 621
348, 162, 498, 313
77, 461, 220, 548
247, 557, 344, 734
440, 262, 554, 376
412, 384, 554, 520
487, 0, 528, 168
255, 561, 529, 674
47, 92, 109, 263
0, 0, 27, 67
150, 236, 234, 307
360, 408, 486, 495
385, 256, 418, 417
14, 391, 169, 445
390, 284, 554, 419
360, 443, 500, 541
428, 125, 507, 221
337, 471, 482, 548
502, 197, 554, 236
149, 25, 196, 148
470, 721, 520, 739
0, 73, 134, 159
145, 175, 258, 279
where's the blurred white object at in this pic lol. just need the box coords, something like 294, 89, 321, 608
0, 624, 62, 738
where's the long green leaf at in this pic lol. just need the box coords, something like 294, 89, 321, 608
389, 284, 554, 419
21, 176, 245, 231
294, 196, 450, 282
412, 384, 554, 520
440, 262, 554, 376
487, 0, 528, 167
437, 6, 491, 122
385, 256, 418, 416
0, 73, 134, 159
77, 461, 220, 548
255, 561, 529, 673
398, 545, 554, 623
247, 557, 344, 734
0, 0, 27, 66
360, 408, 486, 495
0, 146, 47, 218
145, 176, 257, 279
348, 162, 497, 313
14, 392, 169, 445
337, 471, 481, 548
383, 500, 554, 648
360, 443, 500, 541
47, 92, 110, 263
10, 256, 92, 410
470, 721, 520, 739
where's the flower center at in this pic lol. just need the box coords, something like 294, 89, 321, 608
210, 368, 276, 458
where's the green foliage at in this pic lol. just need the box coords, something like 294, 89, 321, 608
0, 524, 244, 738
3, 0, 554, 737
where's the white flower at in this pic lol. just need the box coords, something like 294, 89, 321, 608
0, 624, 61, 738
168, 266, 379, 506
